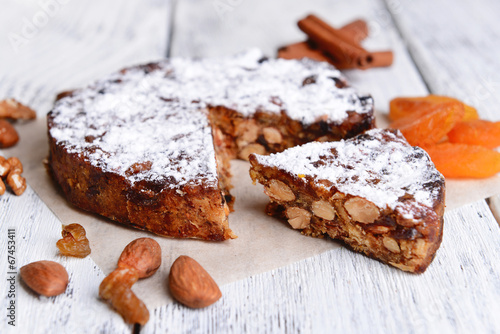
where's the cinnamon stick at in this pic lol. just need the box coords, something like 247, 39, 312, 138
298, 14, 374, 69
279, 16, 393, 70
339, 19, 369, 46
278, 19, 370, 63
370, 51, 393, 68
278, 41, 332, 63
278, 41, 355, 70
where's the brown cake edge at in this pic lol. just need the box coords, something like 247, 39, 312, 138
47, 127, 235, 241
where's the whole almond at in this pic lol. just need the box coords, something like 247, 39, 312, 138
20, 260, 69, 297
0, 120, 19, 148
168, 255, 221, 308
117, 238, 161, 278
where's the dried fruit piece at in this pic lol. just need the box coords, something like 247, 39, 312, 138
0, 120, 19, 148
56, 224, 91, 258
20, 260, 68, 297
99, 238, 161, 325
423, 143, 500, 178
99, 267, 149, 325
100, 268, 148, 324
390, 101, 464, 146
169, 255, 222, 308
462, 104, 479, 121
448, 119, 500, 149
0, 98, 36, 120
389, 95, 476, 121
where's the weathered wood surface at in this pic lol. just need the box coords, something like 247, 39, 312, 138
147, 0, 500, 332
0, 0, 499, 333
0, 0, 169, 333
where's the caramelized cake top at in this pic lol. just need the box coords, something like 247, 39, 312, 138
252, 129, 444, 219
49, 49, 372, 188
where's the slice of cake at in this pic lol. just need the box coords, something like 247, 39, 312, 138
249, 129, 445, 272
47, 49, 374, 241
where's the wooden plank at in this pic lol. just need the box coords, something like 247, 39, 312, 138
385, 0, 500, 225
385, 0, 500, 120
0, 0, 170, 332
145, 0, 500, 332
147, 203, 500, 333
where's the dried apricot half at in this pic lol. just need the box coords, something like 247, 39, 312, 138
423, 143, 500, 178
389, 95, 477, 121
462, 104, 479, 121
448, 119, 500, 149
390, 101, 464, 146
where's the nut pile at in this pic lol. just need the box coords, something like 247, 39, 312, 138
98, 238, 222, 325
20, 230, 222, 326
0, 98, 36, 148
0, 156, 26, 196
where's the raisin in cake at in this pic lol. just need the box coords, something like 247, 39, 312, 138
249, 129, 445, 272
48, 49, 374, 241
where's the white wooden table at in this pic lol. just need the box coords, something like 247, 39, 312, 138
1, 0, 500, 333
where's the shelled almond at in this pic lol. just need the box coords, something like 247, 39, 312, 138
344, 197, 380, 223
20, 261, 69, 297
264, 179, 296, 202
169, 256, 222, 309
285, 207, 312, 229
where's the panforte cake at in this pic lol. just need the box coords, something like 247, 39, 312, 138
47, 49, 374, 240
249, 129, 445, 272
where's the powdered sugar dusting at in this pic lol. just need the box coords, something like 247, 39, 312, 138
50, 75, 218, 188
253, 129, 444, 218
49, 49, 372, 188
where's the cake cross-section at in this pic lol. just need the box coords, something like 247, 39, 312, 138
249, 128, 445, 272
47, 49, 374, 240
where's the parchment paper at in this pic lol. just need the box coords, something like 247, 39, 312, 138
12, 116, 500, 308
